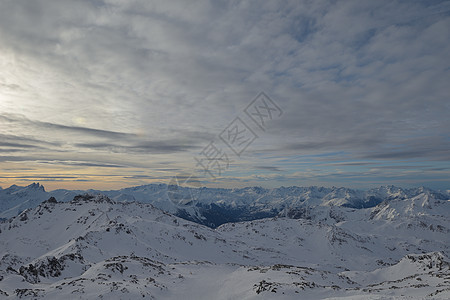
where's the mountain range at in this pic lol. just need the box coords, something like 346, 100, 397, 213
0, 183, 449, 298
1, 183, 449, 228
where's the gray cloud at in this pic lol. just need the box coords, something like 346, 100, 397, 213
75, 140, 198, 154
39, 160, 126, 168
123, 175, 170, 180
0, 142, 39, 149
0, 175, 78, 179
254, 166, 283, 172
0, 114, 134, 139
369, 165, 429, 170
0, 149, 23, 153
0, 0, 449, 189
321, 162, 375, 167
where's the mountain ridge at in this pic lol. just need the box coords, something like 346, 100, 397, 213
0, 193, 449, 299
1, 183, 448, 228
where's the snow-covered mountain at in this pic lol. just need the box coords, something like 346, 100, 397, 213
0, 183, 48, 220
1, 183, 448, 228
0, 193, 449, 299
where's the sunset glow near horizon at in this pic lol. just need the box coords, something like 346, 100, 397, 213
1, 1, 449, 191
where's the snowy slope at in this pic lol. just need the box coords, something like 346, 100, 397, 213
0, 193, 449, 299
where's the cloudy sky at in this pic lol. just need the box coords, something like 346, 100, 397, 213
0, 0, 449, 191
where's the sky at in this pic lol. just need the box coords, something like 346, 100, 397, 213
0, 0, 449, 191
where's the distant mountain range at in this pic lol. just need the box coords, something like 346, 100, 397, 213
0, 183, 449, 228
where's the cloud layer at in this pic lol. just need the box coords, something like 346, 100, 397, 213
0, 0, 449, 190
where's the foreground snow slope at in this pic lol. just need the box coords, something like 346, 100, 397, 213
0, 193, 449, 299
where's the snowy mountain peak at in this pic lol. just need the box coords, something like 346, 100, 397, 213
22, 182, 46, 192
71, 193, 116, 205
